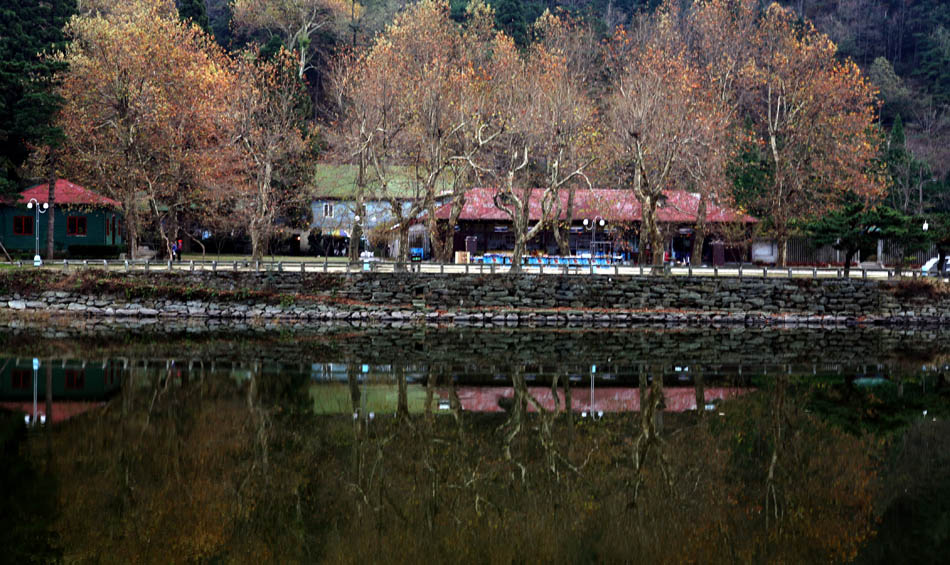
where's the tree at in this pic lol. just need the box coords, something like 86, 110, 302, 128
0, 0, 74, 194
807, 193, 888, 276
57, 0, 237, 259
606, 26, 722, 266
231, 0, 351, 79
177, 0, 211, 34
228, 48, 312, 260
739, 2, 884, 266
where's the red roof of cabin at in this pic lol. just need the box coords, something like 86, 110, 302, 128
433, 188, 755, 224
17, 179, 121, 208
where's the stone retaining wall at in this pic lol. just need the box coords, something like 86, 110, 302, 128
1, 271, 948, 325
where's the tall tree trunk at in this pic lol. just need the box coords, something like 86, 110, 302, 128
250, 221, 264, 261
844, 249, 856, 277
46, 154, 56, 260
553, 187, 575, 256
125, 202, 138, 260
395, 223, 410, 271
776, 234, 788, 267
691, 193, 708, 266
641, 195, 664, 266
349, 159, 366, 263
939, 248, 947, 278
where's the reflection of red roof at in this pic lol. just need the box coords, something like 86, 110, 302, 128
433, 188, 755, 224
0, 401, 105, 423
17, 179, 121, 208
445, 386, 750, 413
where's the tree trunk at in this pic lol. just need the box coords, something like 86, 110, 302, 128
46, 156, 56, 260
125, 204, 138, 260
553, 187, 575, 256
395, 223, 410, 271
691, 194, 708, 266
510, 234, 526, 274
776, 234, 788, 267
250, 222, 264, 261
844, 249, 856, 278
939, 248, 948, 278
641, 195, 664, 266
348, 200, 365, 263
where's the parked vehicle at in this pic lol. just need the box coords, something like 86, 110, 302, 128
921, 256, 950, 276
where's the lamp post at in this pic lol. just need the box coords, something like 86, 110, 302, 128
26, 198, 49, 266
582, 216, 606, 258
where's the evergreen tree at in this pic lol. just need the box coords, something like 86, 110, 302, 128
808, 194, 879, 276
177, 0, 211, 34
0, 0, 75, 193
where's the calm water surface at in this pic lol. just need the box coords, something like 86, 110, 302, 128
2, 326, 949, 563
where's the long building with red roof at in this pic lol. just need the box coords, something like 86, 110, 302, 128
0, 179, 124, 258
428, 188, 754, 264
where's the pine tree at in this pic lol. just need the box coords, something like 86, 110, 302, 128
0, 0, 75, 193
177, 0, 211, 34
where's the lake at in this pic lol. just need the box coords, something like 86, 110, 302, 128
2, 325, 949, 563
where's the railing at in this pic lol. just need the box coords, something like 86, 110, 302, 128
4, 258, 946, 280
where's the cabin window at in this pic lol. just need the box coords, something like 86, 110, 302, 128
323, 203, 333, 218
11, 369, 30, 389
67, 216, 87, 236
13, 216, 33, 236
65, 369, 85, 389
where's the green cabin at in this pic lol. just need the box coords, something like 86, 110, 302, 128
0, 179, 124, 258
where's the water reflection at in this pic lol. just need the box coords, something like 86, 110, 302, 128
0, 327, 948, 562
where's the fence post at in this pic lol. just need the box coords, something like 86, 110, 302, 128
167, 260, 172, 271
688, 266, 693, 277
145, 260, 150, 273
738, 264, 743, 278
762, 267, 767, 278
300, 262, 306, 273
278, 262, 283, 272
102, 259, 108, 269
124, 260, 128, 272
787, 268, 792, 278
63, 260, 69, 272
323, 261, 327, 273
812, 267, 817, 279
589, 262, 594, 276
255, 260, 260, 272
440, 263, 444, 274
466, 263, 470, 275
212, 260, 217, 272
490, 264, 496, 275
714, 266, 718, 277
862, 269, 867, 280
189, 260, 194, 272
83, 260, 88, 268
639, 265, 644, 276
614, 264, 619, 276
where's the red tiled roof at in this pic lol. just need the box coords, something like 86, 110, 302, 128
17, 179, 121, 208
433, 188, 755, 224
445, 386, 751, 413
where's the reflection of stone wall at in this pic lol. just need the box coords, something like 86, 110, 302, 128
1, 271, 950, 325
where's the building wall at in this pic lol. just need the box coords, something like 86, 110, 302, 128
0, 206, 123, 253
310, 199, 413, 235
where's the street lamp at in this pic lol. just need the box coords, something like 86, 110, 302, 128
581, 364, 604, 420
26, 198, 49, 266
582, 217, 606, 257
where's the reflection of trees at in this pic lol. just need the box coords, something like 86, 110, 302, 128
29, 355, 882, 563
45, 358, 317, 561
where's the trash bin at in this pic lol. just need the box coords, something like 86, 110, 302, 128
465, 236, 478, 254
